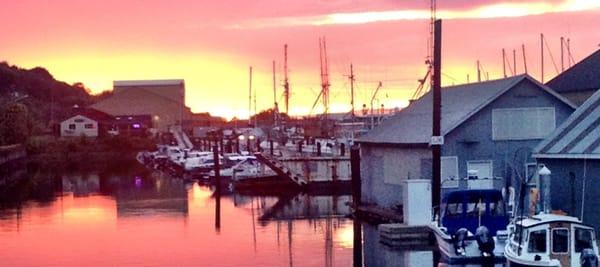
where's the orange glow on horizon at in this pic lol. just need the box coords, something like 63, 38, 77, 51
2, 0, 599, 119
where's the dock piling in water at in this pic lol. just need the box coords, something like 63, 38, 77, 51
317, 142, 322, 156
213, 144, 221, 230
350, 145, 361, 207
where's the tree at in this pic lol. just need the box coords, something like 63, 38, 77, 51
0, 103, 30, 145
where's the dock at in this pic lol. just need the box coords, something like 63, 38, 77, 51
244, 152, 351, 193
354, 204, 403, 224
378, 224, 435, 249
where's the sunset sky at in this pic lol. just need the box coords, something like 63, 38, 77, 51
2, 0, 600, 119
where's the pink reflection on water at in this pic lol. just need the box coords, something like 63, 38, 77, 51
0, 180, 353, 267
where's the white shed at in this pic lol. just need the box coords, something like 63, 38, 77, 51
60, 115, 99, 137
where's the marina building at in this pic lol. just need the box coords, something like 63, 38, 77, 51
60, 108, 113, 137
533, 89, 600, 229
357, 75, 576, 211
546, 49, 600, 106
91, 79, 192, 131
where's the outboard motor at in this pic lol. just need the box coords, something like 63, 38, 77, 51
475, 226, 495, 257
581, 248, 599, 267
453, 228, 469, 256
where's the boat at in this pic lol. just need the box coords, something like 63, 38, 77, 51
429, 189, 510, 264
505, 213, 599, 267
208, 157, 273, 178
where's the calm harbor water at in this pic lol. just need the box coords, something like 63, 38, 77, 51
0, 166, 504, 267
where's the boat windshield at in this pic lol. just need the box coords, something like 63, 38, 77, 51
489, 199, 505, 216
528, 230, 547, 253
552, 228, 569, 254
575, 227, 594, 252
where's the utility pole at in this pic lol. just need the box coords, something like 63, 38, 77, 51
284, 44, 290, 115
432, 19, 443, 218
349, 64, 355, 119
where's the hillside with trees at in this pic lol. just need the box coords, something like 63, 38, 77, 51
0, 62, 111, 144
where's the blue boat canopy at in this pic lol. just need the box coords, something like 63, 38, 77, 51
442, 189, 508, 236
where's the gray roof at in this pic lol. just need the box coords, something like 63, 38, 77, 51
534, 89, 600, 159
546, 49, 600, 93
114, 79, 185, 87
359, 75, 575, 145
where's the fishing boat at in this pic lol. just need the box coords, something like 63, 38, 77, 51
429, 189, 510, 264
504, 213, 599, 267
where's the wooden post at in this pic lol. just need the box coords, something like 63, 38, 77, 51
352, 218, 363, 267
297, 141, 303, 153
235, 139, 240, 154
431, 19, 443, 217
213, 144, 221, 230
317, 142, 322, 156
269, 140, 274, 155
350, 145, 361, 207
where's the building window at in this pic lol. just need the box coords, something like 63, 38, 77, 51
441, 156, 459, 188
525, 163, 546, 186
467, 160, 493, 179
84, 124, 94, 129
74, 118, 85, 123
69, 124, 76, 130
492, 107, 555, 140
575, 228, 594, 252
467, 160, 494, 189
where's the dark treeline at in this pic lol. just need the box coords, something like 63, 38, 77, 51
0, 61, 111, 144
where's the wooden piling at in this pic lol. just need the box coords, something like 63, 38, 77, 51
317, 142, 322, 156
350, 145, 361, 207
213, 144, 221, 230
353, 218, 363, 267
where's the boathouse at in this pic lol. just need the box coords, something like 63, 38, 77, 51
357, 75, 576, 211
533, 89, 600, 229
546, 49, 600, 106
60, 108, 113, 137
